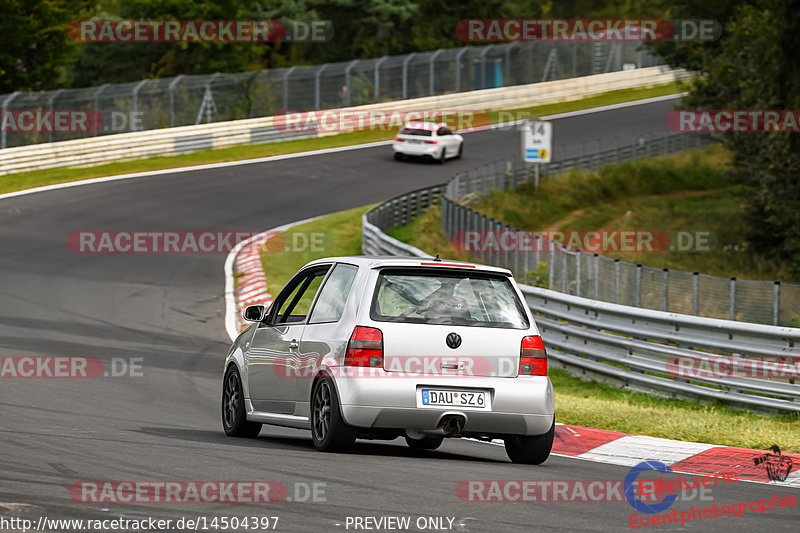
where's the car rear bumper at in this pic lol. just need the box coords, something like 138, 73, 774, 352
392, 142, 439, 157
332, 372, 555, 436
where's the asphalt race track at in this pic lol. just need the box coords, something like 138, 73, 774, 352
1, 96, 796, 532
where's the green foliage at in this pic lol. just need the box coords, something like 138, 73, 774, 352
0, 0, 92, 92
656, 0, 800, 274
524, 262, 549, 288
5, 0, 689, 90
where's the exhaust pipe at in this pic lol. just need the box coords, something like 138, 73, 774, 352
427, 415, 466, 436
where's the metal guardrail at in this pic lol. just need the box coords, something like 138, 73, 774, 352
0, 67, 687, 176
363, 138, 800, 413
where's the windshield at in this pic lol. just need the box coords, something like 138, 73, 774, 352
371, 269, 529, 328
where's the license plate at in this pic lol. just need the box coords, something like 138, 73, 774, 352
408, 139, 422, 144
421, 389, 487, 408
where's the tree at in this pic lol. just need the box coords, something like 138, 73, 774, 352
0, 0, 92, 92
655, 0, 800, 273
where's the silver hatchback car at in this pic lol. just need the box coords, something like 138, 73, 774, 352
222, 256, 555, 464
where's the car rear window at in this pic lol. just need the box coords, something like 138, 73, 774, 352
399, 127, 432, 137
370, 268, 529, 329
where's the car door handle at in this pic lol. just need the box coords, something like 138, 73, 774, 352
288, 340, 299, 351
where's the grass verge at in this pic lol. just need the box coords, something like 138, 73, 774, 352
257, 205, 373, 292
258, 204, 800, 452
1, 82, 681, 196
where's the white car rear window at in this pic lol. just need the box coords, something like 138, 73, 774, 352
399, 127, 433, 137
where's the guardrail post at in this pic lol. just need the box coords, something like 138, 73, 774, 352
730, 277, 736, 321
131, 79, 148, 132
92, 84, 109, 137
47, 89, 64, 142
402, 53, 416, 100
168, 75, 183, 127
576, 252, 582, 296
1, 91, 20, 149
504, 42, 517, 84
773, 281, 781, 325
561, 250, 568, 293
315, 64, 329, 110
523, 234, 530, 283
662, 268, 669, 311
374, 56, 388, 102
614, 259, 620, 304
429, 49, 443, 95
480, 45, 493, 89
692, 271, 699, 315
548, 243, 555, 290
635, 263, 642, 307
345, 60, 358, 107
594, 254, 600, 300
572, 42, 578, 77
455, 47, 469, 91
282, 66, 296, 110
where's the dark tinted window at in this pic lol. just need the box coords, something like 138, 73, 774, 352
399, 127, 432, 137
270, 266, 330, 324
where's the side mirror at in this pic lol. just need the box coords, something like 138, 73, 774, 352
243, 305, 266, 322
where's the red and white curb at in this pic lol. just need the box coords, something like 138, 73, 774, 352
224, 217, 321, 340
540, 424, 798, 487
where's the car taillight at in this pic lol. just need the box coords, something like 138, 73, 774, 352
394, 137, 404, 142
425, 140, 437, 144
519, 335, 547, 376
344, 326, 383, 367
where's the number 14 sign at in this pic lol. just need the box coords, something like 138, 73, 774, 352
522, 120, 552, 163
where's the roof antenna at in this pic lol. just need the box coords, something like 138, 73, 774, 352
433, 254, 442, 262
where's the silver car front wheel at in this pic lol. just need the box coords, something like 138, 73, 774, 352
222, 366, 262, 438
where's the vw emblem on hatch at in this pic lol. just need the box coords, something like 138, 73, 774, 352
446, 332, 462, 349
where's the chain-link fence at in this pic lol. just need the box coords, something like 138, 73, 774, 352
438, 134, 800, 327
0, 41, 661, 149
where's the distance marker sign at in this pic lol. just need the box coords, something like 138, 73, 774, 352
522, 120, 552, 163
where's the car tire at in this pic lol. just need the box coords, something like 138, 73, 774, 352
222, 366, 262, 438
438, 149, 446, 164
311, 377, 357, 452
504, 419, 554, 464
455, 142, 463, 159
405, 435, 444, 451
394, 153, 403, 161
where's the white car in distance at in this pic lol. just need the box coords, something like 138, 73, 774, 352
392, 122, 464, 163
